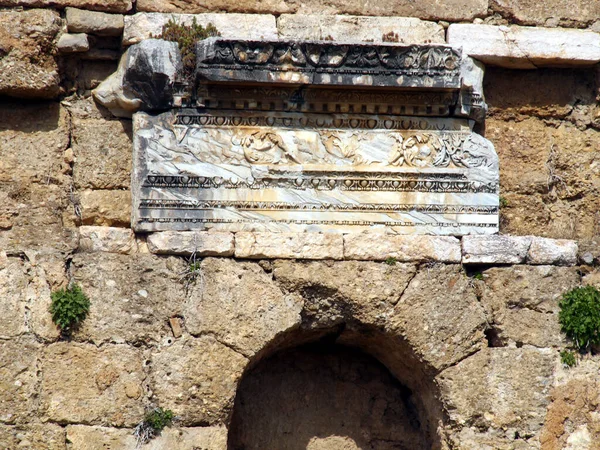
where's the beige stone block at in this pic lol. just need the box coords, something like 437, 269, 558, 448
151, 336, 247, 425
79, 226, 136, 254
122, 12, 277, 46
438, 347, 555, 434
186, 258, 302, 356
448, 24, 600, 69
73, 118, 132, 189
27, 263, 62, 341
0, 337, 41, 424
462, 235, 532, 264
278, 15, 445, 44
71, 253, 186, 344
235, 232, 344, 260
0, 9, 62, 99
0, 258, 28, 338
344, 234, 461, 263
66, 7, 124, 36
147, 231, 234, 256
41, 342, 145, 426
80, 189, 131, 227
0, 423, 65, 450
0, 0, 132, 13
389, 265, 487, 371
57, 33, 90, 53
527, 237, 578, 266
491, 0, 600, 27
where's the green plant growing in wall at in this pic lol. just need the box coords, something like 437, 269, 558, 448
154, 18, 220, 80
134, 407, 175, 446
385, 257, 398, 266
559, 285, 600, 350
560, 349, 577, 368
49, 283, 90, 333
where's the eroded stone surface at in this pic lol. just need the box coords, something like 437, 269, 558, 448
79, 226, 136, 253
147, 231, 234, 256
235, 233, 344, 260
527, 237, 578, 265
344, 234, 461, 262
491, 0, 600, 27
72, 253, 186, 344
185, 258, 302, 356
66, 7, 124, 36
462, 235, 532, 264
151, 336, 248, 426
0, 258, 28, 339
0, 0, 132, 12
0, 9, 62, 99
277, 15, 445, 44
0, 423, 65, 450
79, 189, 131, 226
41, 342, 145, 426
57, 33, 90, 53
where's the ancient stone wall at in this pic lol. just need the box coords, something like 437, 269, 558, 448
1, 2, 599, 449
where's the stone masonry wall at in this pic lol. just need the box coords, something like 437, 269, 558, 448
1, 2, 600, 449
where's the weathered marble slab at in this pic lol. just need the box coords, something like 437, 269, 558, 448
132, 110, 499, 235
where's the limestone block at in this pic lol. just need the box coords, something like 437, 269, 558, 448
0, 9, 62, 99
71, 253, 186, 344
462, 235, 532, 264
57, 33, 90, 53
66, 7, 124, 37
0, 423, 65, 450
185, 258, 302, 356
79, 189, 131, 227
41, 343, 145, 426
65, 425, 227, 449
0, 338, 41, 424
147, 231, 234, 256
123, 12, 278, 45
27, 262, 62, 342
527, 237, 578, 266
344, 234, 461, 263
438, 347, 554, 434
151, 336, 247, 425
491, 0, 600, 27
448, 24, 600, 69
277, 15, 445, 44
136, 0, 487, 22
0, 258, 28, 339
79, 226, 136, 254
0, 0, 130, 12
388, 265, 487, 371
72, 117, 132, 189
235, 232, 344, 260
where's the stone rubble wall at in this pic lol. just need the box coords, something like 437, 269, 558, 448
0, 2, 599, 450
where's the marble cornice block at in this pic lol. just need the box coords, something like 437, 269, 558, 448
526, 237, 578, 266
147, 231, 235, 256
462, 235, 532, 264
79, 226, 136, 254
234, 232, 344, 260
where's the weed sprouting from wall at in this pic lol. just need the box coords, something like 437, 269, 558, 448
559, 286, 600, 350
134, 407, 175, 447
49, 283, 90, 334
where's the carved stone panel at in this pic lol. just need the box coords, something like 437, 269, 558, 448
132, 110, 499, 234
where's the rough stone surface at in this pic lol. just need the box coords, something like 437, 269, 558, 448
491, 0, 600, 27
527, 237, 578, 265
79, 189, 131, 227
147, 231, 234, 256
0, 338, 41, 424
151, 336, 248, 426
57, 33, 90, 53
186, 258, 302, 356
344, 234, 461, 262
235, 232, 344, 260
123, 12, 278, 45
66, 7, 124, 36
136, 0, 487, 22
41, 343, 145, 426
72, 116, 132, 189
388, 264, 487, 371
479, 265, 581, 347
71, 253, 186, 344
0, 423, 65, 450
448, 24, 600, 69
0, 258, 28, 339
79, 226, 136, 253
439, 347, 555, 435
0, 9, 62, 99
462, 235, 532, 264
65, 425, 227, 449
277, 15, 445, 43
0, 0, 132, 13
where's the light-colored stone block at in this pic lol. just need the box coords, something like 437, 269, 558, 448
448, 24, 600, 69
79, 226, 136, 254
147, 231, 234, 256
277, 15, 445, 44
527, 237, 578, 266
57, 33, 90, 53
462, 235, 532, 264
123, 12, 278, 45
344, 234, 461, 263
66, 7, 124, 36
235, 232, 344, 260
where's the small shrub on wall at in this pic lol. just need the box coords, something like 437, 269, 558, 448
49, 283, 90, 334
559, 286, 600, 350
